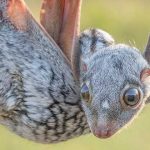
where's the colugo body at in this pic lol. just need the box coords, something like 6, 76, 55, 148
0, 0, 150, 143
0, 0, 89, 143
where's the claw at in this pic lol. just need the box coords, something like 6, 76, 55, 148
0, 0, 28, 30
40, 0, 82, 61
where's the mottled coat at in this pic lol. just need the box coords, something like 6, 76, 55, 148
0, 0, 150, 144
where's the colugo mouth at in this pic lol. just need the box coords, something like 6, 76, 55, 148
90, 123, 119, 139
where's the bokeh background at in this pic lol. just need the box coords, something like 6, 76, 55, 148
0, 0, 150, 150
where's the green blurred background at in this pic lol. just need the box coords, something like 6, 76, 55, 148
0, 0, 150, 150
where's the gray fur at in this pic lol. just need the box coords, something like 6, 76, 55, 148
0, 0, 89, 143
0, 0, 150, 143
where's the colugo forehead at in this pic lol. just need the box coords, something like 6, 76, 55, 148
88, 44, 148, 76
79, 29, 114, 55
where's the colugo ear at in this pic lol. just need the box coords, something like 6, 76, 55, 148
143, 35, 150, 63
140, 68, 150, 103
140, 69, 150, 82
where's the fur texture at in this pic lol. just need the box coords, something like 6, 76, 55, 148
77, 29, 150, 138
0, 0, 150, 143
0, 0, 89, 143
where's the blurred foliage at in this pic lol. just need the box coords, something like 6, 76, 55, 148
1, 0, 150, 150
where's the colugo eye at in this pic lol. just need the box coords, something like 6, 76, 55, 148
123, 88, 141, 107
81, 83, 91, 103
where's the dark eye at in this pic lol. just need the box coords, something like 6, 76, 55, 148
81, 83, 91, 103
123, 88, 141, 107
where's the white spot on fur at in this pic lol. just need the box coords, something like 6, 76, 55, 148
102, 101, 110, 109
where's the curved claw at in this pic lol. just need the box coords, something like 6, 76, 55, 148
40, 0, 82, 61
0, 0, 28, 30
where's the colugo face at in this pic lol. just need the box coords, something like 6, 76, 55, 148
79, 29, 150, 139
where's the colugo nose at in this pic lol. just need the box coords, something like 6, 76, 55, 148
93, 125, 114, 139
